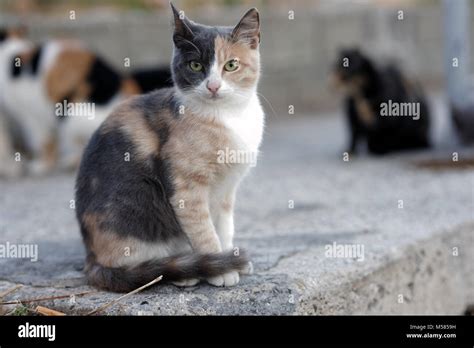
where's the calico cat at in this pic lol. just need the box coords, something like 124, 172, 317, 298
331, 48, 430, 155
0, 27, 41, 178
75, 4, 263, 292
0, 29, 173, 177
56, 53, 173, 170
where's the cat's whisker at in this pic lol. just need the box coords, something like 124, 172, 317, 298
256, 92, 279, 120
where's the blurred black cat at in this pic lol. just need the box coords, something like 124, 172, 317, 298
331, 48, 430, 155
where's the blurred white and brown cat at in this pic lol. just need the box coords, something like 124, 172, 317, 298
0, 27, 172, 178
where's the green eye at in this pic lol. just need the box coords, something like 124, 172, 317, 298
189, 61, 203, 72
224, 59, 239, 72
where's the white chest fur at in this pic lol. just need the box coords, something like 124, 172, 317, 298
220, 93, 265, 154
208, 93, 264, 231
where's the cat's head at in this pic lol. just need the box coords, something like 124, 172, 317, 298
170, 3, 261, 112
330, 48, 374, 93
0, 26, 27, 43
0, 26, 31, 68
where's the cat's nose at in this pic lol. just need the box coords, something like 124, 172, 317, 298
206, 80, 221, 95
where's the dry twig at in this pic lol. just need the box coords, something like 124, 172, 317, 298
87, 275, 163, 316
0, 285, 23, 299
36, 305, 66, 316
0, 291, 96, 305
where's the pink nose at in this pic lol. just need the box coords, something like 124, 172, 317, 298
207, 80, 221, 94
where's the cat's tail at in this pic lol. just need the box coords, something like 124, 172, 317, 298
85, 250, 250, 292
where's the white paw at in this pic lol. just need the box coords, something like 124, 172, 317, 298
172, 278, 199, 287
207, 271, 240, 287
240, 261, 254, 275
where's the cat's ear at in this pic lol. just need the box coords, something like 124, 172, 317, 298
232, 8, 260, 49
170, 2, 194, 45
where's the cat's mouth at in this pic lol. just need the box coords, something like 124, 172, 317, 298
209, 93, 222, 100
200, 92, 224, 102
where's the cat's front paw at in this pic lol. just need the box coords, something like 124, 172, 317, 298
207, 271, 240, 287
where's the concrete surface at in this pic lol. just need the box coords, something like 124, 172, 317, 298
0, 94, 473, 315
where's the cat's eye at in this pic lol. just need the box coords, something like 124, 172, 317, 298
189, 61, 203, 72
224, 59, 240, 72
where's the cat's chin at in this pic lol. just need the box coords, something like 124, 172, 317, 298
184, 93, 242, 107
192, 90, 227, 102
175, 88, 253, 117
204, 94, 225, 102
199, 96, 248, 110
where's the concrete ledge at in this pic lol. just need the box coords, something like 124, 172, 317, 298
0, 223, 472, 315
0, 102, 473, 315
277, 223, 473, 314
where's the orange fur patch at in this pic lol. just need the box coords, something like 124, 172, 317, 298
102, 102, 160, 160
355, 97, 376, 125
121, 78, 142, 96
164, 111, 233, 188
214, 36, 259, 88
45, 47, 94, 103
82, 212, 136, 267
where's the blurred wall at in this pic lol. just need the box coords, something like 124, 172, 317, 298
1, 2, 473, 115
